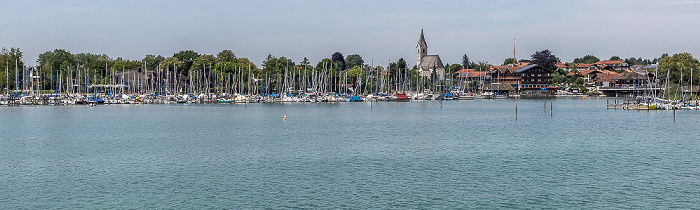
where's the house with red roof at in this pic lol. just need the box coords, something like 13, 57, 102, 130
574, 63, 599, 71
455, 69, 487, 82
594, 60, 630, 71
555, 63, 572, 71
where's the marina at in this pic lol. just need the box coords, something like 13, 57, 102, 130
2, 0, 700, 208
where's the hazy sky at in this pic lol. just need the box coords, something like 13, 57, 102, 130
2, 0, 699, 67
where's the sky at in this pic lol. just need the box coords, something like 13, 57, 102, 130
1, 0, 699, 67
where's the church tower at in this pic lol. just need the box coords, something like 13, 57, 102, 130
417, 28, 427, 68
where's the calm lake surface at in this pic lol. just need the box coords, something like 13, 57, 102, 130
1, 98, 699, 209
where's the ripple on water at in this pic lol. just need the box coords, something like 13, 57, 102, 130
1, 99, 699, 208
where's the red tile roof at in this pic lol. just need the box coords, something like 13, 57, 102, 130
456, 69, 487, 78
455, 69, 474, 74
595, 60, 626, 65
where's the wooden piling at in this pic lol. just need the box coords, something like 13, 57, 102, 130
515, 103, 518, 121
550, 101, 553, 118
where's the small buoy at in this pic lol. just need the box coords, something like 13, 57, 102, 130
283, 116, 286, 121
583, 96, 587, 99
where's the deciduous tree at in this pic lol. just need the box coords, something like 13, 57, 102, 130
143, 54, 165, 70
572, 55, 600, 64
331, 52, 345, 70
173, 50, 199, 73
531, 49, 557, 70
345, 54, 364, 68
216, 50, 236, 63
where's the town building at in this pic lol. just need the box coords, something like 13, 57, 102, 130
482, 63, 554, 91
416, 29, 445, 80
594, 60, 631, 71
555, 63, 572, 71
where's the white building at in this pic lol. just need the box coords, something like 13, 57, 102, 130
416, 29, 445, 80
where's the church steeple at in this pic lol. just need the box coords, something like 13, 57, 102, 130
417, 28, 428, 68
417, 28, 427, 49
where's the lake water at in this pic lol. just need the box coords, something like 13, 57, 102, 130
1, 98, 699, 209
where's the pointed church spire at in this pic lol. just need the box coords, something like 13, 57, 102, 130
417, 28, 427, 48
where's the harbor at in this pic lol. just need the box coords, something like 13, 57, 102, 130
3, 0, 700, 208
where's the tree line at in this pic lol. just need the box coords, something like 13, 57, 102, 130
1, 47, 698, 92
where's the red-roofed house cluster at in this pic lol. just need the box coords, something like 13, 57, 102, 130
456, 62, 554, 94
559, 60, 656, 89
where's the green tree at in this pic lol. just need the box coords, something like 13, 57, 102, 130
190, 54, 216, 72
299, 57, 311, 70
573, 55, 600, 64
262, 54, 294, 76
331, 52, 345, 70
610, 56, 621, 61
216, 50, 236, 63
531, 49, 557, 70
345, 54, 364, 68
503, 58, 515, 65
314, 58, 333, 72
397, 58, 407, 71
160, 57, 183, 71
551, 68, 569, 85
236, 57, 256, 71
111, 59, 142, 71
658, 52, 700, 87
0, 47, 24, 91
143, 54, 165, 70
462, 54, 473, 68
173, 50, 199, 73
473, 61, 491, 71
73, 53, 112, 84
37, 49, 76, 73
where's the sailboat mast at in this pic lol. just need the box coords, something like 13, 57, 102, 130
5, 63, 8, 94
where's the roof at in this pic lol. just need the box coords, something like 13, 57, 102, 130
576, 64, 595, 68
513, 65, 549, 73
417, 28, 427, 49
418, 55, 444, 70
455, 69, 473, 74
595, 72, 619, 82
555, 63, 568, 68
595, 60, 627, 65
456, 69, 487, 78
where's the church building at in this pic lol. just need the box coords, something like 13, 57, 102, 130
416, 28, 446, 80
